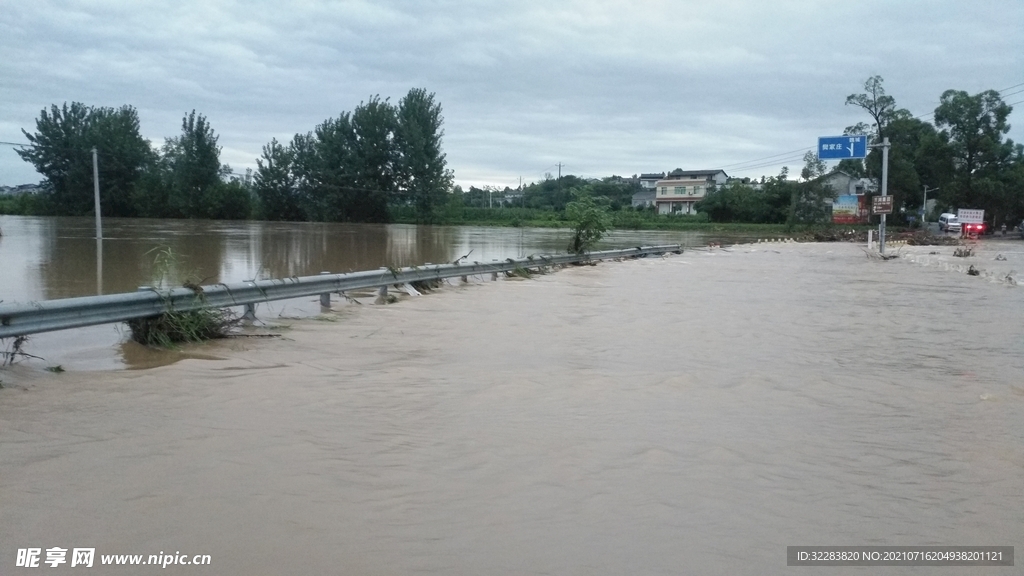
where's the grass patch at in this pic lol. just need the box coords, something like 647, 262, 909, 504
127, 307, 239, 347
127, 247, 238, 346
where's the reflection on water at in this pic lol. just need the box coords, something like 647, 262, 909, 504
0, 215, 754, 302
0, 215, 772, 370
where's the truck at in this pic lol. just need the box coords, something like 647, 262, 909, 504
957, 209, 985, 237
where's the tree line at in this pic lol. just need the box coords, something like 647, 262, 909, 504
698, 77, 1024, 228
12, 89, 451, 223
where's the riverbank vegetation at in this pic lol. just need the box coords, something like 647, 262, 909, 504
10, 88, 452, 224
6, 78, 1022, 230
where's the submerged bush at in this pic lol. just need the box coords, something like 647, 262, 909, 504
129, 247, 238, 346
127, 307, 237, 347
565, 188, 611, 254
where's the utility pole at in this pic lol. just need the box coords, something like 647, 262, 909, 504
880, 136, 888, 253
557, 162, 563, 198
520, 176, 524, 208
922, 185, 939, 229
92, 147, 102, 240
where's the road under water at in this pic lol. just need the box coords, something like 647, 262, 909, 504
1, 242, 1021, 574
0, 215, 774, 369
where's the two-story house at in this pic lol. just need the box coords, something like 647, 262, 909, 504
653, 169, 728, 215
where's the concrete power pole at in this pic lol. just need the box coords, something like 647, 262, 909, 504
92, 147, 102, 240
878, 137, 890, 255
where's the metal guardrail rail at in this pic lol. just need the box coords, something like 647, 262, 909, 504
0, 245, 680, 338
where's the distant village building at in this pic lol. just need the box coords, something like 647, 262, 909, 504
653, 169, 728, 215
631, 189, 656, 208
820, 170, 876, 224
638, 173, 665, 190
725, 176, 763, 190
0, 183, 43, 196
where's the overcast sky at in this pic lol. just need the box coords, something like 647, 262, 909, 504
2, 0, 1022, 188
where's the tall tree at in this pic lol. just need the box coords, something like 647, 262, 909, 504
933, 90, 1013, 191
288, 130, 327, 220
254, 138, 302, 220
299, 112, 360, 221
791, 152, 831, 224
845, 77, 924, 222
348, 96, 396, 222
933, 90, 1019, 224
18, 102, 154, 216
163, 110, 222, 218
394, 88, 453, 223
845, 76, 909, 140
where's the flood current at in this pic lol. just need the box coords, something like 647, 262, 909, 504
0, 215, 761, 369
1, 234, 1021, 574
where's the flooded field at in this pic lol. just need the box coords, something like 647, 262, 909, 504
0, 215, 775, 369
1, 241, 1021, 574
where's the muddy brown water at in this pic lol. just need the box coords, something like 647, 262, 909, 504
0, 215, 767, 369
1, 240, 1021, 574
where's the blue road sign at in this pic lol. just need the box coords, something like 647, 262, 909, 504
818, 135, 867, 159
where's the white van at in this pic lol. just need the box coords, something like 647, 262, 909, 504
938, 213, 961, 233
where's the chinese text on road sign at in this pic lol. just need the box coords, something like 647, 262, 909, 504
818, 135, 868, 159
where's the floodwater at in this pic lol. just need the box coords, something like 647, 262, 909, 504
1, 241, 1021, 574
0, 215, 769, 369
0, 215, 767, 301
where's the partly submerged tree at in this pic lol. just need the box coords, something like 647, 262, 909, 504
18, 102, 154, 216
162, 110, 223, 218
394, 88, 453, 223
289, 97, 396, 222
566, 187, 611, 254
347, 96, 397, 222
254, 138, 303, 220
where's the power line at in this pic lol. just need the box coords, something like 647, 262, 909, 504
726, 153, 810, 174
720, 147, 814, 170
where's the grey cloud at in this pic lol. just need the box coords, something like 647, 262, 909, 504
1, 0, 1021, 187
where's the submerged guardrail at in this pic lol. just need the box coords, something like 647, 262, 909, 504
0, 245, 680, 338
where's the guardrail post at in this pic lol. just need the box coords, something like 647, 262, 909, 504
319, 271, 331, 307
0, 245, 682, 338
491, 259, 498, 281
243, 303, 256, 321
